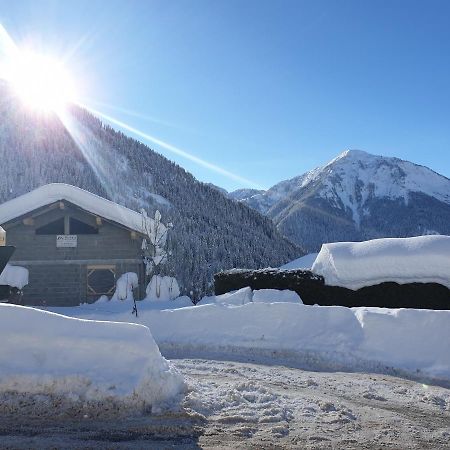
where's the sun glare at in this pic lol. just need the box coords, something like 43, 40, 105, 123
6, 51, 76, 113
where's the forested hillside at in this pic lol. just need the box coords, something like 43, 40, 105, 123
0, 82, 300, 298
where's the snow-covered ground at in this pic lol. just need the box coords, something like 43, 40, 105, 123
0, 303, 185, 416
3, 255, 450, 448
2, 359, 449, 449
47, 288, 450, 386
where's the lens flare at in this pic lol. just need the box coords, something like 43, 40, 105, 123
80, 103, 265, 189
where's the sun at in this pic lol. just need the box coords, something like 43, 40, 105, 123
6, 51, 76, 113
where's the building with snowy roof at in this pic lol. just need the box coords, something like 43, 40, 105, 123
0, 184, 148, 306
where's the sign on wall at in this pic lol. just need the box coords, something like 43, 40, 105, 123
56, 235, 77, 248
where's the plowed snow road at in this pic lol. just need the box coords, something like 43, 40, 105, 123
1, 359, 449, 449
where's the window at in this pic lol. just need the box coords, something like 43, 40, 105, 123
35, 216, 99, 235
87, 265, 115, 299
35, 217, 65, 235
70, 217, 98, 234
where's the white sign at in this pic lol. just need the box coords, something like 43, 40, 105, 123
56, 235, 77, 248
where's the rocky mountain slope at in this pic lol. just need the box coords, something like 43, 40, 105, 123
0, 81, 300, 298
233, 150, 450, 251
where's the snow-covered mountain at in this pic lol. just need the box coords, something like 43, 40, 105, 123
233, 149, 450, 251
0, 81, 300, 297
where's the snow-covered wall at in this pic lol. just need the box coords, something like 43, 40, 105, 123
312, 235, 450, 290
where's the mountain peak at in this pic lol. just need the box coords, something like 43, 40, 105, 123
237, 149, 450, 252
329, 149, 373, 165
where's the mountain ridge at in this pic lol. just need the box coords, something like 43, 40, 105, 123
232, 149, 450, 251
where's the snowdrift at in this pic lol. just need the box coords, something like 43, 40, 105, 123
0, 304, 185, 412
53, 293, 450, 384
312, 235, 450, 290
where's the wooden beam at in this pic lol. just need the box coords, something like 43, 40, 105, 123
64, 215, 70, 235
23, 217, 34, 226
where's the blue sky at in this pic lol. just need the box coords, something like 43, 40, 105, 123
1, 0, 450, 191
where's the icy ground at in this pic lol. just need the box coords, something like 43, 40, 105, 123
1, 358, 449, 449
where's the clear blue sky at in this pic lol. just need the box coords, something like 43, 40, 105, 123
1, 0, 450, 191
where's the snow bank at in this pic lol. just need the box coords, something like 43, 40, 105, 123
252, 289, 302, 304
0, 264, 28, 289
281, 253, 319, 270
53, 299, 450, 383
0, 304, 185, 411
354, 308, 450, 378
312, 235, 450, 289
111, 272, 138, 301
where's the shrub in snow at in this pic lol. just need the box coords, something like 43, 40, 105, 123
312, 235, 450, 290
145, 275, 180, 301
252, 289, 303, 304
141, 210, 181, 302
0, 304, 185, 412
111, 272, 138, 301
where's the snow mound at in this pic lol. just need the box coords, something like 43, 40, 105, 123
312, 235, 450, 290
252, 289, 302, 304
111, 272, 138, 301
145, 275, 180, 301
0, 304, 185, 412
281, 253, 318, 270
0, 264, 28, 289
200, 287, 253, 306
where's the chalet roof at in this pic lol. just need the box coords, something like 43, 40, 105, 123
0, 183, 150, 234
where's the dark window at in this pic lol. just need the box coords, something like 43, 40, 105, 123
69, 217, 98, 234
35, 218, 65, 235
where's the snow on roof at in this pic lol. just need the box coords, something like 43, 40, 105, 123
312, 235, 450, 290
0, 183, 150, 234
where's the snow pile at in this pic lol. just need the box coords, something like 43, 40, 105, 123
53, 299, 450, 383
312, 235, 450, 289
354, 307, 450, 378
111, 272, 138, 301
0, 304, 185, 411
199, 287, 302, 305
0, 264, 28, 289
200, 287, 253, 306
281, 253, 319, 270
145, 275, 180, 301
252, 289, 302, 304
